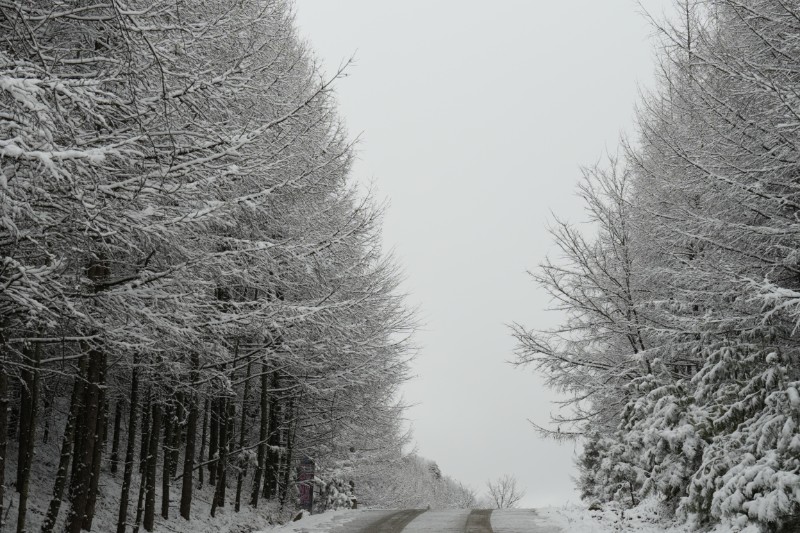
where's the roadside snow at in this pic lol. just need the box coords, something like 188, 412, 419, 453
540, 505, 688, 533
539, 503, 759, 533
265, 509, 374, 533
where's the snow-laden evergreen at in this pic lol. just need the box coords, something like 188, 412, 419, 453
515, 1, 800, 531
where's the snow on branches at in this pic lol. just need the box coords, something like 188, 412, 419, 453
0, 1, 412, 531
515, 1, 800, 530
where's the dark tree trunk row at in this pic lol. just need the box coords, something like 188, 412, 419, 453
1, 350, 305, 532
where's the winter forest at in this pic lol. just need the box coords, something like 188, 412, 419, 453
0, 1, 477, 532
3, 0, 800, 533
512, 0, 800, 531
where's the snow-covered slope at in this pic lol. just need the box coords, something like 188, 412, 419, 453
539, 502, 763, 533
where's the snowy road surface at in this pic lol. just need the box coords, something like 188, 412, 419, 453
280, 508, 563, 533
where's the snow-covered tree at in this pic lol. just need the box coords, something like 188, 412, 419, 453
517, 1, 800, 530
0, 1, 415, 530
486, 474, 526, 509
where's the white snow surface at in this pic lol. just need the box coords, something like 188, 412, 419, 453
539, 502, 758, 533
263, 509, 364, 533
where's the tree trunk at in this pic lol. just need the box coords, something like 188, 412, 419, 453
103, 396, 110, 447
198, 398, 208, 489
171, 393, 183, 477
180, 354, 199, 520
234, 361, 252, 512
16, 343, 40, 533
16, 346, 38, 503
42, 389, 51, 444
210, 398, 228, 517
143, 403, 162, 532
65, 347, 102, 533
208, 398, 218, 486
178, 401, 197, 520
161, 403, 173, 519
110, 400, 123, 475
132, 468, 146, 533
116, 366, 139, 533
139, 392, 151, 474
16, 359, 31, 489
132, 392, 151, 533
263, 372, 280, 500
250, 362, 269, 508
7, 378, 19, 445
0, 368, 8, 532
68, 378, 85, 503
279, 399, 295, 509
83, 352, 107, 530
41, 371, 83, 533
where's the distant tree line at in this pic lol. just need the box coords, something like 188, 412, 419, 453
0, 1, 414, 532
514, 1, 800, 531
352, 453, 477, 509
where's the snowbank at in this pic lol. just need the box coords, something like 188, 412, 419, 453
264, 509, 365, 533
539, 501, 764, 533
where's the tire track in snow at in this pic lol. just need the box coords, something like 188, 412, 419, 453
465, 509, 493, 532
401, 509, 470, 532
353, 509, 426, 532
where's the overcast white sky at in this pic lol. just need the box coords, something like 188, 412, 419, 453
293, 0, 671, 507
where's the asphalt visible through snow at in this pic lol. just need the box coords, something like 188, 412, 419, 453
463, 509, 492, 533
334, 509, 562, 533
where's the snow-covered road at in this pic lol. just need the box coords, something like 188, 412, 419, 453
277, 508, 563, 533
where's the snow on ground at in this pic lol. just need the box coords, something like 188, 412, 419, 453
262, 509, 364, 533
539, 501, 757, 533
540, 505, 690, 533
6, 436, 298, 533
403, 509, 470, 532
491, 509, 561, 533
